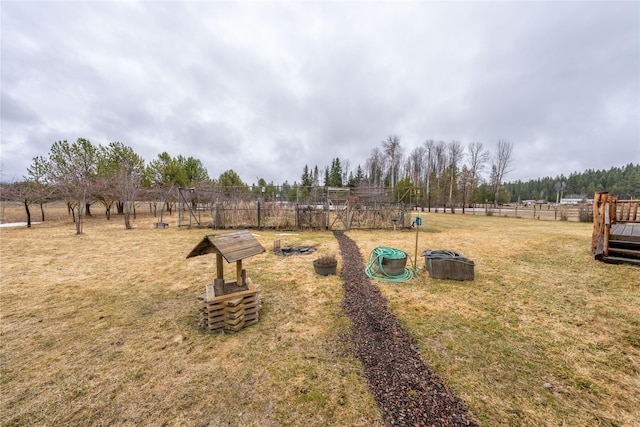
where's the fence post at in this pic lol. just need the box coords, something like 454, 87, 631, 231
215, 203, 223, 229
257, 201, 261, 229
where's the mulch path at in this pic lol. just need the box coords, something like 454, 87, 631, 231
334, 231, 478, 427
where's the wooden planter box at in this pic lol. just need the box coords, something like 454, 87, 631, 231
423, 251, 475, 281
198, 280, 262, 333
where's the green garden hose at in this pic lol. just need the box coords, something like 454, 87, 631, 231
365, 246, 417, 282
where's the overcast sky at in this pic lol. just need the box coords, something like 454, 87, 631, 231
1, 1, 639, 186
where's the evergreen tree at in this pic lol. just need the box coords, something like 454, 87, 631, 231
328, 158, 343, 187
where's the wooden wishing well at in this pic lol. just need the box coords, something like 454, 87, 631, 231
186, 230, 265, 333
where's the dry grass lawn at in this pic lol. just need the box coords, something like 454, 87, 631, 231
1, 204, 639, 426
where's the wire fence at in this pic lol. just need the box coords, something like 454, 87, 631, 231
175, 200, 593, 231
177, 201, 413, 230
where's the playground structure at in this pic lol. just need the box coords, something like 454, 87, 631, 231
592, 192, 640, 265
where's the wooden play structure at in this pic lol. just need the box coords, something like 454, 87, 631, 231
186, 230, 266, 333
592, 192, 640, 265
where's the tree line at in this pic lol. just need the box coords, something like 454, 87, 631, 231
3, 139, 252, 232
2, 136, 638, 232
300, 136, 516, 211
501, 163, 640, 203
299, 137, 638, 208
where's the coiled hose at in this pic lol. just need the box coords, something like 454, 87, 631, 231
365, 246, 416, 282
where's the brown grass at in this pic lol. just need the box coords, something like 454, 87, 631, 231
1, 207, 380, 426
1, 204, 639, 426
349, 215, 640, 426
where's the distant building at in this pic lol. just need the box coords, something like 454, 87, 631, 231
560, 198, 592, 205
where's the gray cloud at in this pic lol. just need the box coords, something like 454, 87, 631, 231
1, 1, 638, 185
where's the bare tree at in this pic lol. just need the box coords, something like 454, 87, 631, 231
101, 142, 145, 229
382, 135, 403, 189
365, 147, 385, 187
407, 146, 426, 185
554, 181, 566, 204
467, 142, 490, 210
446, 140, 463, 213
407, 146, 427, 191
422, 140, 436, 211
433, 141, 448, 211
24, 156, 57, 225
44, 138, 98, 234
119, 160, 144, 229
341, 159, 351, 187
458, 165, 474, 213
402, 146, 422, 206
490, 139, 514, 207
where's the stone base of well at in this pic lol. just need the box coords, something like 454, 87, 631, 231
198, 279, 262, 333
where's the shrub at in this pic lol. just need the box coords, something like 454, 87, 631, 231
560, 207, 569, 221
315, 254, 337, 265
579, 205, 593, 223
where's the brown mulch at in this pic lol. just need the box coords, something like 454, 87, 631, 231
334, 231, 478, 427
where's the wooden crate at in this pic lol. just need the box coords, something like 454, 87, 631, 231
198, 281, 262, 333
424, 257, 475, 281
